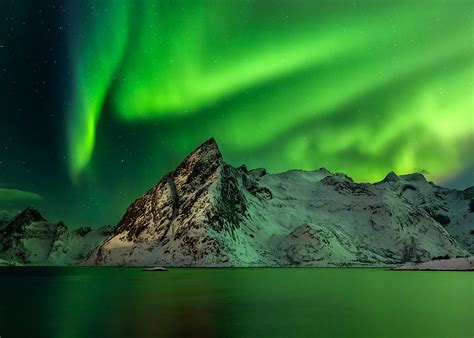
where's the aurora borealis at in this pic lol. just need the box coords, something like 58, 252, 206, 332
1, 0, 473, 226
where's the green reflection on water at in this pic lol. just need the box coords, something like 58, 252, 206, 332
0, 268, 472, 338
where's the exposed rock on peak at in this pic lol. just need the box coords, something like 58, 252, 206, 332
200, 136, 219, 150
172, 137, 224, 190
381, 171, 399, 183
15, 206, 44, 223
238, 165, 249, 174
463, 186, 474, 195
380, 171, 430, 185
4, 207, 45, 234
249, 168, 267, 178
75, 226, 92, 237
179, 137, 222, 168
321, 174, 374, 196
317, 167, 331, 174
400, 173, 428, 182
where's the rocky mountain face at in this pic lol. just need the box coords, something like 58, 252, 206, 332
0, 207, 112, 265
86, 138, 473, 267
378, 172, 474, 253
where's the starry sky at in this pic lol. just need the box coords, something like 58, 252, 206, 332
0, 0, 473, 227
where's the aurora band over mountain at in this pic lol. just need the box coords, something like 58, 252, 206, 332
68, 0, 473, 184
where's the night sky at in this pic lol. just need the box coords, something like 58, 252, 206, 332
1, 0, 473, 228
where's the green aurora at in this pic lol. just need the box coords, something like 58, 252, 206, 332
0, 0, 472, 226
68, 0, 474, 184
0, 188, 42, 202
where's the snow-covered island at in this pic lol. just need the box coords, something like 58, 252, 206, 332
395, 257, 474, 271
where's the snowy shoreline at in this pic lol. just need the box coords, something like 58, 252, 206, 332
395, 257, 474, 271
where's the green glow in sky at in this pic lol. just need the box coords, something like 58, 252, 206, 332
0, 188, 42, 202
68, 0, 474, 183
68, 2, 129, 179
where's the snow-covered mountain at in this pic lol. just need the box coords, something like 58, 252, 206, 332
378, 172, 474, 253
86, 138, 472, 267
0, 207, 112, 265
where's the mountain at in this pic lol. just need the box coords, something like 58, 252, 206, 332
86, 138, 472, 267
377, 172, 474, 253
0, 207, 112, 265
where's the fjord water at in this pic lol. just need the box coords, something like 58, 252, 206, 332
0, 268, 472, 338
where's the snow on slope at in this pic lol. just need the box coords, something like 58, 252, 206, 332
0, 207, 112, 265
377, 173, 474, 252
396, 257, 474, 270
86, 138, 471, 267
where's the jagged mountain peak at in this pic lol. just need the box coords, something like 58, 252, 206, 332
317, 167, 331, 174
380, 171, 429, 184
179, 137, 222, 167
200, 136, 219, 150
399, 172, 428, 182
5, 207, 45, 234
249, 168, 267, 178
172, 137, 225, 190
381, 171, 399, 183
16, 207, 44, 222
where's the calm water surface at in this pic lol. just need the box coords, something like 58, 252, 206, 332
0, 267, 472, 338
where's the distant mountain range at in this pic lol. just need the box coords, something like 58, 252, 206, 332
1, 138, 473, 267
0, 208, 111, 266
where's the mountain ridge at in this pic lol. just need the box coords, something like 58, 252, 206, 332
1, 138, 471, 266
85, 138, 473, 267
0, 208, 112, 265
